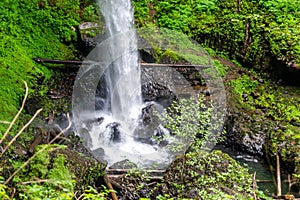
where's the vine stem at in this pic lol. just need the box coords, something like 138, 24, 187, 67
0, 81, 28, 145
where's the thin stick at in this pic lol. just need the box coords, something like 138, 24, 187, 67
276, 154, 282, 196
104, 175, 118, 200
1, 109, 43, 156
10, 187, 16, 200
4, 113, 72, 185
253, 172, 257, 200
256, 180, 274, 183
288, 174, 292, 193
20, 179, 65, 190
0, 81, 28, 145
0, 120, 10, 124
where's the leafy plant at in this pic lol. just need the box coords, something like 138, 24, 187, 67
229, 74, 258, 99
156, 95, 219, 154
0, 184, 10, 200
134, 0, 300, 70
79, 186, 112, 200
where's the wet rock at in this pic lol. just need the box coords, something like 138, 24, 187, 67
141, 82, 177, 108
106, 122, 121, 143
78, 22, 106, 56
109, 159, 137, 169
224, 112, 268, 157
141, 103, 162, 126
139, 49, 156, 63
92, 148, 106, 162
204, 90, 210, 96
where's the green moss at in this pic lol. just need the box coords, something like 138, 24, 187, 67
10, 144, 76, 199
134, 0, 300, 69
48, 154, 75, 191
229, 74, 259, 103
0, 0, 82, 132
163, 150, 255, 199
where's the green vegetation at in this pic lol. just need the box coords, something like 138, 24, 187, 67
227, 69, 300, 185
0, 1, 109, 199
229, 74, 259, 101
1, 0, 300, 198
152, 96, 255, 199
164, 150, 255, 199
0, 97, 107, 199
14, 145, 75, 199
0, 0, 100, 133
134, 0, 300, 70
156, 95, 223, 154
0, 143, 109, 199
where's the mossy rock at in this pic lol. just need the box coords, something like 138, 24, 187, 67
161, 150, 255, 199
52, 148, 107, 192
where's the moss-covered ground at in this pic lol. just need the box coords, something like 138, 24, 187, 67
0, 0, 101, 133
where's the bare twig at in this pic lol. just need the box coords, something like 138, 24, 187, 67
10, 187, 16, 200
256, 179, 274, 183
253, 172, 257, 200
1, 109, 43, 156
4, 113, 72, 185
106, 178, 123, 190
21, 179, 65, 190
276, 154, 282, 196
0, 120, 10, 124
0, 81, 28, 145
104, 175, 118, 200
242, 18, 251, 55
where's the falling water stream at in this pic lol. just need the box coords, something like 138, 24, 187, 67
75, 0, 174, 168
97, 0, 142, 123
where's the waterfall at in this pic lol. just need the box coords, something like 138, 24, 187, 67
98, 0, 142, 125
72, 0, 226, 168
71, 0, 172, 168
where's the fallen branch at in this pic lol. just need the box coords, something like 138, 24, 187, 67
32, 58, 209, 69
0, 120, 10, 124
106, 174, 163, 181
33, 58, 83, 65
104, 175, 118, 200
